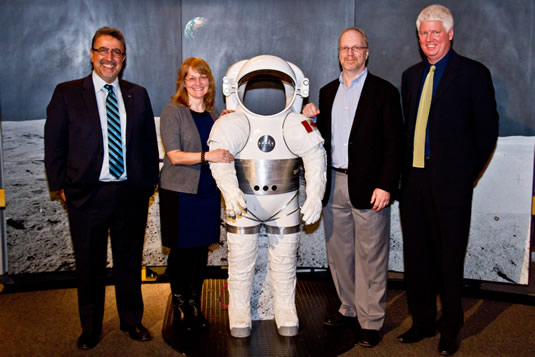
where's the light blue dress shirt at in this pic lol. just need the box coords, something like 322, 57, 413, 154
331, 68, 368, 169
92, 71, 128, 181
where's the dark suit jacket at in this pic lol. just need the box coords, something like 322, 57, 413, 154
401, 50, 499, 202
316, 72, 404, 209
45, 74, 159, 207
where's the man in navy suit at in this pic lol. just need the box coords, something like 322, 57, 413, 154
397, 5, 499, 356
303, 27, 403, 348
44, 27, 159, 349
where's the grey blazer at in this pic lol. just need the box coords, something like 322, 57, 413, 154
159, 101, 219, 193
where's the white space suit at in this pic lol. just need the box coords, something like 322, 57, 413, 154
208, 55, 326, 337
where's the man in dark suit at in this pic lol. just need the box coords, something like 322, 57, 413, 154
44, 26, 159, 349
303, 27, 403, 348
397, 5, 499, 356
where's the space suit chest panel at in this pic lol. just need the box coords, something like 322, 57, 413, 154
237, 113, 297, 160
235, 158, 301, 195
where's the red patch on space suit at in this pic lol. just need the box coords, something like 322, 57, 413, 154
301, 119, 317, 133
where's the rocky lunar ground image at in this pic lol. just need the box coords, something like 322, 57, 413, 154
1, 120, 532, 318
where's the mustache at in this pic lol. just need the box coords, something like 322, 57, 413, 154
100, 59, 117, 66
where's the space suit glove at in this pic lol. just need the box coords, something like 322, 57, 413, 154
223, 188, 247, 219
300, 144, 327, 225
209, 161, 247, 218
301, 198, 323, 225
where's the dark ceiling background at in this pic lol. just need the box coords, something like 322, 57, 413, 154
1, 0, 533, 136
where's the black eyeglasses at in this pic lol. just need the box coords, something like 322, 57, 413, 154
338, 46, 368, 53
92, 47, 125, 58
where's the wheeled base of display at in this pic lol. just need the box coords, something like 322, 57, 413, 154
162, 277, 359, 356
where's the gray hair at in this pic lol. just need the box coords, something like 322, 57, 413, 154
416, 5, 454, 33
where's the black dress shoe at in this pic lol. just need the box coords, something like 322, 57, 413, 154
358, 329, 381, 347
189, 296, 209, 329
397, 325, 436, 343
323, 312, 357, 328
120, 323, 152, 341
171, 294, 188, 330
77, 332, 100, 350
438, 334, 460, 356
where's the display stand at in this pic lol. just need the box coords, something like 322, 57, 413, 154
162, 277, 359, 356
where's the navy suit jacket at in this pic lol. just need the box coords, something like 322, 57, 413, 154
316, 72, 404, 209
45, 74, 159, 207
401, 50, 499, 203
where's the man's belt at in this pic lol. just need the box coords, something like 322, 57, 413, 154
331, 166, 348, 174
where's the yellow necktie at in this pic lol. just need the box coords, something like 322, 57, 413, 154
413, 65, 436, 168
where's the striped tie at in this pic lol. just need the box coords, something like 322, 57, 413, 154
104, 84, 124, 179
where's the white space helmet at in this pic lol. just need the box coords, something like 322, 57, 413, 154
222, 55, 309, 116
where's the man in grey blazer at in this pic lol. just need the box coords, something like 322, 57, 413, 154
303, 27, 403, 348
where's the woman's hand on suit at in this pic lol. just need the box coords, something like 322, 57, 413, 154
206, 149, 234, 163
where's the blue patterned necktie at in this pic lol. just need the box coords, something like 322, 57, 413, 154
104, 84, 124, 178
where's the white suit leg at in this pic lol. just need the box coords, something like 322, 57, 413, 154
268, 231, 299, 336
227, 232, 258, 337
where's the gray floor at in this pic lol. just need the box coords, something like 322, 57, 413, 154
0, 278, 534, 357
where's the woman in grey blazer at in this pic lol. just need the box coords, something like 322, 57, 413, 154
159, 57, 233, 332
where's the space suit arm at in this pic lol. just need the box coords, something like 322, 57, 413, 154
208, 112, 249, 217
283, 113, 327, 225
300, 145, 327, 225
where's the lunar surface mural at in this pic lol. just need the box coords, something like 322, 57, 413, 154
390, 136, 534, 285
2, 119, 326, 275
3, 119, 532, 283
2, 120, 532, 318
